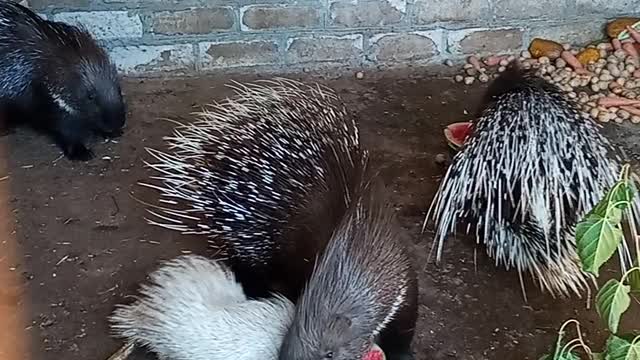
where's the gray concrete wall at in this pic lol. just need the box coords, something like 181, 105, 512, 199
24, 0, 640, 76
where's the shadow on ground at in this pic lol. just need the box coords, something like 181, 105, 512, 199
1, 68, 639, 360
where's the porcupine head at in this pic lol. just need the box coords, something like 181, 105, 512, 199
48, 23, 126, 138
277, 252, 390, 360
278, 188, 403, 360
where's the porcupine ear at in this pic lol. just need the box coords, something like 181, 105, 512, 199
474, 59, 532, 118
484, 60, 526, 100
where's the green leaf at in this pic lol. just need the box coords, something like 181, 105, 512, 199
576, 216, 625, 276
604, 334, 640, 360
592, 352, 605, 360
591, 181, 633, 217
596, 279, 632, 334
575, 181, 633, 277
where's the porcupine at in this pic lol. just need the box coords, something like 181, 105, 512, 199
424, 62, 640, 299
0, 1, 125, 161
108, 254, 388, 360
278, 184, 415, 360
140, 78, 418, 360
109, 254, 296, 360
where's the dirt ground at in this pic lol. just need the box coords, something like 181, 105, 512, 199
1, 68, 639, 360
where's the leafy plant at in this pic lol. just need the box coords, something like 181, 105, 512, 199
538, 320, 589, 360
539, 164, 640, 360
575, 173, 633, 277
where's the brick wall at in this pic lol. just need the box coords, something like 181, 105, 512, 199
24, 0, 640, 76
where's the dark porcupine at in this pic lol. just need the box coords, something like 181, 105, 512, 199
141, 78, 418, 360
424, 62, 640, 299
0, 1, 126, 161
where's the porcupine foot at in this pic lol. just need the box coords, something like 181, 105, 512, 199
53, 131, 94, 161
51, 117, 95, 161
99, 125, 124, 140
63, 142, 94, 161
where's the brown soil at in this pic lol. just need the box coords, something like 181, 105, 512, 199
1, 68, 639, 360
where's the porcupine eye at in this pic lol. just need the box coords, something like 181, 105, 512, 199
324, 351, 334, 359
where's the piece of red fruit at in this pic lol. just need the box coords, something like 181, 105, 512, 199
362, 343, 386, 360
444, 122, 472, 150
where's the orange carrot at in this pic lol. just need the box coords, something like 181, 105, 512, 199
623, 42, 640, 60
598, 96, 640, 107
621, 105, 640, 116
627, 25, 640, 43
561, 50, 583, 70
612, 38, 622, 50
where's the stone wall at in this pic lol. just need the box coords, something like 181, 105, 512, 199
26, 0, 640, 76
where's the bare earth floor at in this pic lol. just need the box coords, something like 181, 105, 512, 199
1, 69, 639, 360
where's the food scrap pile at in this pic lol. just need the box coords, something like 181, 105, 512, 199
453, 18, 640, 124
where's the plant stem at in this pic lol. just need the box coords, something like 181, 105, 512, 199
560, 338, 582, 358
619, 164, 631, 182
559, 319, 580, 335
557, 320, 592, 359
620, 266, 640, 285
629, 168, 640, 264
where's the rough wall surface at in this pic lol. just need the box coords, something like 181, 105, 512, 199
23, 0, 640, 76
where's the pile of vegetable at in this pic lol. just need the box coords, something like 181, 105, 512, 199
453, 18, 640, 124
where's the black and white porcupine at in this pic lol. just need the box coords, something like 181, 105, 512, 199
424, 63, 640, 299
0, 1, 125, 161
109, 254, 295, 360
140, 78, 418, 360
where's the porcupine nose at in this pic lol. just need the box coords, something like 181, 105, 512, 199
103, 102, 126, 135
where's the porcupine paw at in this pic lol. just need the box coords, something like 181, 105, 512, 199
101, 127, 124, 139
64, 143, 95, 161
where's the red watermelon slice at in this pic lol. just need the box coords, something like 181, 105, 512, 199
444, 122, 472, 150
362, 343, 386, 360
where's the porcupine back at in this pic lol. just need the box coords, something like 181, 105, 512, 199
142, 78, 368, 299
279, 183, 416, 360
425, 63, 635, 298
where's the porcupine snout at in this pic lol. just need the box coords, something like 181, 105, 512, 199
72, 55, 126, 137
